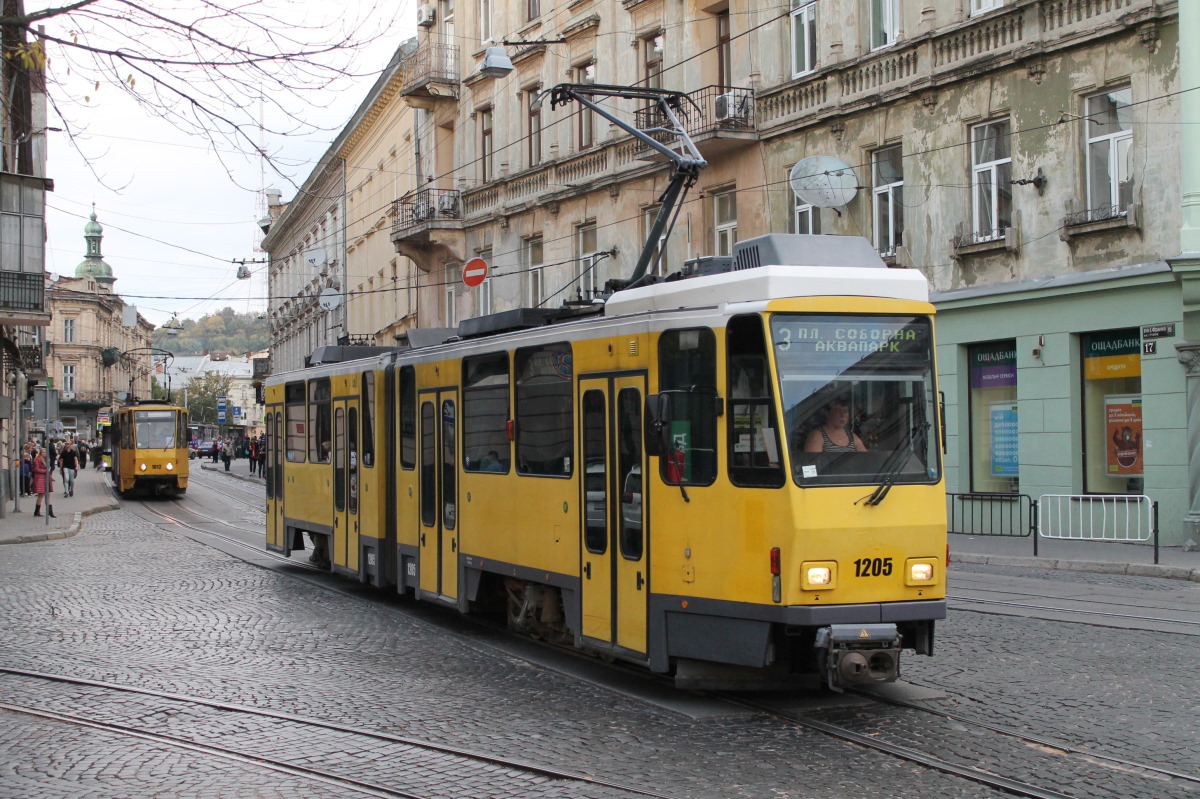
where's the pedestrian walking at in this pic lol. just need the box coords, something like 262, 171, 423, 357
212, 437, 221, 463
77, 439, 89, 470
222, 438, 233, 471
256, 435, 267, 477
58, 441, 79, 498
31, 448, 55, 518
19, 443, 33, 496
248, 437, 258, 475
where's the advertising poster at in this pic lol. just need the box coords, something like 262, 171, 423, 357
989, 402, 1019, 477
1105, 394, 1142, 476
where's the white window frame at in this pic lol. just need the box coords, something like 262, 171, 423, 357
872, 144, 904, 256
63, 317, 75, 343
870, 0, 899, 51
62, 364, 75, 393
445, 263, 460, 327
479, 108, 493, 183
575, 63, 596, 150
971, 119, 1012, 239
970, 0, 1002, 14
1084, 87, 1134, 214
524, 237, 544, 307
790, 0, 817, 78
712, 189, 737, 256
793, 197, 821, 235
643, 206, 668, 277
576, 223, 601, 300
478, 0, 491, 43
475, 249, 493, 317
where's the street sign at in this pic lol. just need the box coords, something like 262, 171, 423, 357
463, 257, 488, 288
217, 396, 227, 424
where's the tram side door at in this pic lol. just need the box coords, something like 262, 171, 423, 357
579, 374, 648, 657
332, 398, 361, 569
418, 388, 458, 601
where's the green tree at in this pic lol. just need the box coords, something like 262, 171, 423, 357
185, 373, 233, 426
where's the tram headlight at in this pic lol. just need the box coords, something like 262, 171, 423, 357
166, 462, 174, 471
801, 561, 836, 590
139, 463, 147, 472
905, 558, 937, 585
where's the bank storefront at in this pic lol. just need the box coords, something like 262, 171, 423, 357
933, 261, 1190, 546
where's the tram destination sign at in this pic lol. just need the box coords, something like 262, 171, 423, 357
772, 315, 932, 373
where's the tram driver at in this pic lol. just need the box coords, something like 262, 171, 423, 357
803, 397, 868, 454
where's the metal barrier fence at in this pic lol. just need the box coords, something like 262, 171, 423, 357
947, 492, 1036, 540
1037, 493, 1159, 564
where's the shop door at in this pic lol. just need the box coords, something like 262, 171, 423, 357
579, 373, 648, 656
418, 389, 458, 601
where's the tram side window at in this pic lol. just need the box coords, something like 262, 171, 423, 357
361, 371, 375, 468
727, 315, 784, 488
285, 382, 306, 462
308, 377, 332, 463
400, 366, 416, 470
515, 343, 573, 477
463, 353, 510, 473
658, 328, 718, 486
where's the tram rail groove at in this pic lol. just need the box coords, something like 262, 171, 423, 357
0, 667, 685, 799
948, 594, 1200, 630
849, 684, 1200, 786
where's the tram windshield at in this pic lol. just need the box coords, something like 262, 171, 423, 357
771, 314, 939, 488
134, 409, 178, 450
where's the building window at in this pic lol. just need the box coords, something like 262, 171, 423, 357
575, 62, 595, 150
527, 0, 539, 21
527, 93, 542, 167
643, 206, 668, 277
793, 198, 821, 235
971, 0, 1002, 13
475, 248, 492, 317
790, 0, 817, 77
478, 0, 491, 43
967, 341, 1017, 492
971, 119, 1012, 239
63, 317, 75, 343
1082, 329, 1142, 494
872, 144, 904, 256
445, 263, 460, 327
716, 11, 732, 90
62, 364, 75, 392
524, 237, 544, 306
643, 34, 664, 90
712, 188, 737, 256
577, 222, 601, 300
1084, 87, 1133, 216
479, 108, 493, 183
870, 0, 898, 50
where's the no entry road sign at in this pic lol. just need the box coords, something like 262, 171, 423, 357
463, 257, 488, 288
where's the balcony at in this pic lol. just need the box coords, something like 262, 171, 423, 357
391, 188, 465, 267
632, 85, 758, 161
18, 342, 46, 378
399, 41, 460, 102
60, 390, 109, 408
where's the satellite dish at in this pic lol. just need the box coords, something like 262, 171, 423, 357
318, 288, 341, 312
305, 247, 327, 269
789, 156, 860, 208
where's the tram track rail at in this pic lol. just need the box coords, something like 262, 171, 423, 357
0, 667, 683, 799
947, 593, 1200, 630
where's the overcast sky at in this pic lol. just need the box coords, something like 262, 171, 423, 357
32, 0, 413, 329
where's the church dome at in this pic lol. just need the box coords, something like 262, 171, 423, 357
75, 211, 115, 283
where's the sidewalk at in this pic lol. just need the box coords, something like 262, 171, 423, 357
0, 463, 119, 545
950, 531, 1200, 582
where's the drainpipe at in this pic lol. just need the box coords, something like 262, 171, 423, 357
1171, 0, 1200, 547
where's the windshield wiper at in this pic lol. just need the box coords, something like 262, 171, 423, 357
859, 422, 928, 506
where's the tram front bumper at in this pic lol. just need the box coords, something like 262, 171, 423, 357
815, 623, 902, 690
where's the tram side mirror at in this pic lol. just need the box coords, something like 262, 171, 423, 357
644, 393, 672, 457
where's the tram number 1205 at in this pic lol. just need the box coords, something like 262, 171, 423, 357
854, 557, 893, 577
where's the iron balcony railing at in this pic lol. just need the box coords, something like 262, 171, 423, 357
399, 41, 460, 91
392, 188, 462, 239
1064, 203, 1128, 227
1, 270, 44, 313
633, 85, 756, 148
952, 228, 1008, 248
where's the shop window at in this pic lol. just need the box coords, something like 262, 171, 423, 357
515, 343, 573, 477
967, 341, 1018, 492
727, 315, 784, 487
1082, 329, 1142, 493
463, 353, 510, 473
658, 328, 718, 485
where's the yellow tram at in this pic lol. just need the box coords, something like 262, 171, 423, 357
111, 400, 190, 497
265, 233, 947, 690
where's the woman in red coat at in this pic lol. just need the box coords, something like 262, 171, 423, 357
31, 448, 56, 518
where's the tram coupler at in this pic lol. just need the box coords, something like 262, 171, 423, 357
815, 623, 901, 691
